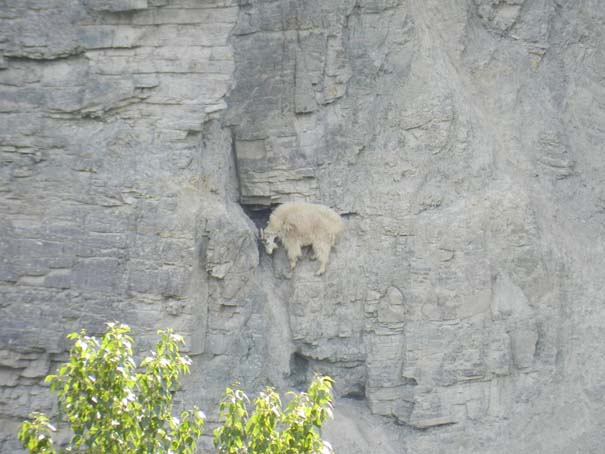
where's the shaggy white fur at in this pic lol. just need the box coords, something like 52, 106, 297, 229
260, 202, 344, 275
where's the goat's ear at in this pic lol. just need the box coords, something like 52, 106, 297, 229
259, 228, 264, 239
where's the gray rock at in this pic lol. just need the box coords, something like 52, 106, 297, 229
84, 0, 149, 13
2, 0, 605, 453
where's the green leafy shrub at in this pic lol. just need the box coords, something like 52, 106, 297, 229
214, 376, 335, 454
19, 322, 335, 454
18, 322, 205, 454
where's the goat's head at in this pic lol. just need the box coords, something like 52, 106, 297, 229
260, 228, 279, 255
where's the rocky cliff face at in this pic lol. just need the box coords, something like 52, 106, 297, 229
2, 0, 605, 452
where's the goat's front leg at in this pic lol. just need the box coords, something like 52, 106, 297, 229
286, 241, 302, 270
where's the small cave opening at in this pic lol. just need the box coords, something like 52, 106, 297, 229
342, 383, 366, 401
240, 203, 274, 230
289, 352, 310, 390
402, 376, 418, 386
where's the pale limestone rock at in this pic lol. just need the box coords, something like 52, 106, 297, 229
2, 0, 605, 453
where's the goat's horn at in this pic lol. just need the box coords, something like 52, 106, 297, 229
259, 228, 264, 239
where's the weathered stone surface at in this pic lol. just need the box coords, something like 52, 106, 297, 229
2, 0, 605, 453
84, 0, 149, 13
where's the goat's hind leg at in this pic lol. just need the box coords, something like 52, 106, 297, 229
312, 241, 331, 276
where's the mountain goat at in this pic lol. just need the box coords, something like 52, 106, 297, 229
260, 202, 344, 275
